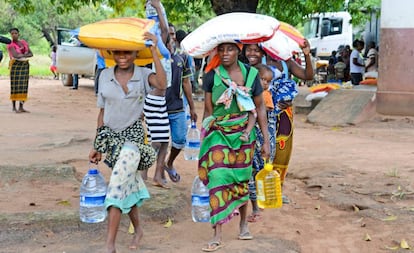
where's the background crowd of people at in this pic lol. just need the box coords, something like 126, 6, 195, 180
325, 39, 378, 85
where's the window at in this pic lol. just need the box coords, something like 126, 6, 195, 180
322, 18, 343, 36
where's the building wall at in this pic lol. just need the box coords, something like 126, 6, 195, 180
377, 0, 414, 116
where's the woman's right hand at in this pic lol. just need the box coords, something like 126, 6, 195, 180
301, 39, 311, 56
143, 31, 158, 50
261, 140, 270, 161
278, 100, 293, 110
89, 149, 102, 164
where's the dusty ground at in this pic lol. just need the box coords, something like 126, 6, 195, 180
0, 77, 413, 253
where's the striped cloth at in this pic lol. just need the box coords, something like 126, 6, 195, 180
10, 60, 30, 101
143, 94, 170, 143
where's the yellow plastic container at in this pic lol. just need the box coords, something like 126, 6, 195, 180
255, 163, 282, 209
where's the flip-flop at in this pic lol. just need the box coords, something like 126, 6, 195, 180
282, 195, 290, 204
238, 231, 253, 240
247, 212, 262, 223
201, 241, 224, 252
163, 166, 181, 183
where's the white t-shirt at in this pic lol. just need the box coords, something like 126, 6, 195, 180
350, 49, 365, 74
97, 65, 153, 132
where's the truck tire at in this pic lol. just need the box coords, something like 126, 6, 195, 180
61, 74, 73, 86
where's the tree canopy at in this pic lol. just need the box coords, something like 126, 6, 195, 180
3, 0, 381, 27
1, 0, 380, 51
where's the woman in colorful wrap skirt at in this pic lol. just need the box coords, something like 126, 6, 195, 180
266, 39, 313, 203
199, 42, 270, 252
88, 31, 166, 253
7, 28, 33, 113
243, 41, 313, 222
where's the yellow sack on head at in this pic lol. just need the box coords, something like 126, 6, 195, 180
79, 17, 161, 66
79, 17, 155, 51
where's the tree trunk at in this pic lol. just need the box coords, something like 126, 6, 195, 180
41, 28, 55, 47
210, 0, 258, 15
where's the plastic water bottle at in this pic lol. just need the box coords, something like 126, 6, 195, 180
145, 0, 167, 22
79, 168, 107, 223
184, 121, 200, 161
191, 176, 210, 222
145, 0, 170, 59
255, 163, 283, 209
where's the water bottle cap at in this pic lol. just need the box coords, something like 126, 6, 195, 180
191, 121, 196, 128
264, 163, 273, 171
88, 169, 98, 174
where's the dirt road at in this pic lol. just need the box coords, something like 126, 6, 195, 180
0, 77, 413, 253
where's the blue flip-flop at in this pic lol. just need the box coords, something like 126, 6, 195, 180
164, 166, 181, 183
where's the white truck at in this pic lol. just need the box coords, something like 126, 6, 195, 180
303, 11, 353, 60
56, 28, 97, 86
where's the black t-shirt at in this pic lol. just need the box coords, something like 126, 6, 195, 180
166, 53, 193, 112
202, 65, 263, 96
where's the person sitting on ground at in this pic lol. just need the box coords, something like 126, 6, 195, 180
334, 56, 347, 82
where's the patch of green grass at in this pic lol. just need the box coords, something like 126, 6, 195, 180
0, 54, 51, 77
385, 168, 399, 178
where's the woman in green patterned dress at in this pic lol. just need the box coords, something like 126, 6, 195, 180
199, 42, 270, 252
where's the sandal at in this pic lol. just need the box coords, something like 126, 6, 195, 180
247, 212, 262, 223
163, 166, 181, 183
202, 241, 224, 252
238, 231, 253, 240
239, 131, 250, 142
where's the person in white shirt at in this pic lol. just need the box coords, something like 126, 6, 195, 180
350, 39, 365, 85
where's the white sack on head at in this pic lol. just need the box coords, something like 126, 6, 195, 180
260, 21, 305, 61
181, 12, 280, 58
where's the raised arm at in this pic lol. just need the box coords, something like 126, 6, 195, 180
289, 39, 313, 80
151, 0, 169, 45
144, 31, 167, 90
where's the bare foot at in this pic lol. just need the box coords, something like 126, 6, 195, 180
106, 245, 116, 253
152, 179, 170, 189
141, 170, 148, 181
18, 108, 30, 113
129, 226, 143, 250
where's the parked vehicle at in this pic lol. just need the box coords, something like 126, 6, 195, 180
303, 11, 353, 60
56, 28, 97, 86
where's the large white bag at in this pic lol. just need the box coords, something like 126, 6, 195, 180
260, 22, 305, 61
181, 12, 280, 58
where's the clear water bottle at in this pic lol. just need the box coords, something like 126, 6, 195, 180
79, 168, 107, 223
184, 121, 200, 161
191, 176, 210, 222
145, 0, 168, 28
